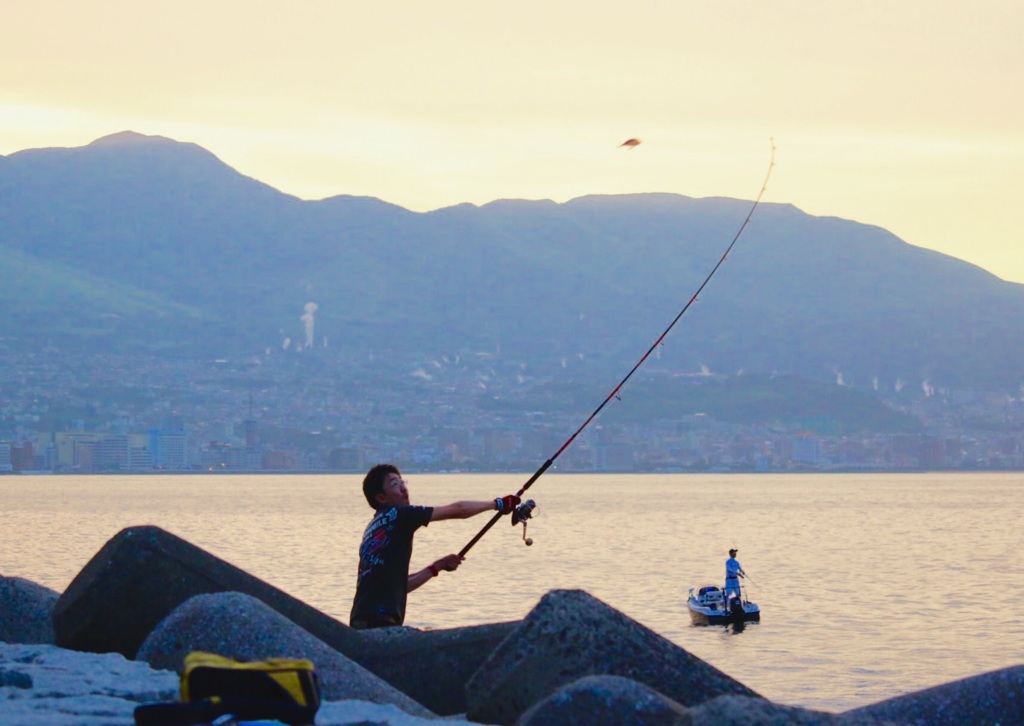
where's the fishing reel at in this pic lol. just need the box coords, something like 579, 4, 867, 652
512, 499, 538, 546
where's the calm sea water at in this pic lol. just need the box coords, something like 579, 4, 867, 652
2, 472, 1022, 713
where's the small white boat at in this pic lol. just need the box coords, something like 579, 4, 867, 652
687, 584, 760, 626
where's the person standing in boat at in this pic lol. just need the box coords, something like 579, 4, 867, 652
724, 548, 746, 603
349, 463, 520, 630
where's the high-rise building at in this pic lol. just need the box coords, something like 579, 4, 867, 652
97, 435, 130, 471
11, 441, 34, 471
0, 442, 12, 472
147, 429, 188, 469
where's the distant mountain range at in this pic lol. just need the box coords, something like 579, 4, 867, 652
3, 131, 1023, 396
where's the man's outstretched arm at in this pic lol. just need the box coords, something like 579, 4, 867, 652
430, 494, 519, 521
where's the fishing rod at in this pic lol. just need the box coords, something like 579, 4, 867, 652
459, 139, 776, 557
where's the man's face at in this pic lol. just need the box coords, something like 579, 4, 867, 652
375, 471, 410, 508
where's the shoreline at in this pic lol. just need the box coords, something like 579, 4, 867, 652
0, 642, 457, 726
4, 527, 1023, 726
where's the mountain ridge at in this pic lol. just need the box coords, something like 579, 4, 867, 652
2, 132, 1022, 396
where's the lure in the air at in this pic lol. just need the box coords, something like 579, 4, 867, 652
619, 138, 641, 149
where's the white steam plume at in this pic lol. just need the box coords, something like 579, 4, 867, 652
301, 302, 318, 349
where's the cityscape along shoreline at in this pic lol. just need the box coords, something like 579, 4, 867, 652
4, 351, 1022, 475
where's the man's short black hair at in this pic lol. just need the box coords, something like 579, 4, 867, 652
363, 463, 400, 510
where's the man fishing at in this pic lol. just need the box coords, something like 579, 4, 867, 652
349, 463, 520, 629
724, 548, 746, 603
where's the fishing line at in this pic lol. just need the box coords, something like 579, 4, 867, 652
459, 139, 776, 557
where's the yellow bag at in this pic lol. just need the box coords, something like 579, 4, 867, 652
181, 651, 320, 714
135, 651, 321, 726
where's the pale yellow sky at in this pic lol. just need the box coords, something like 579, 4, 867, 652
3, 1, 1023, 281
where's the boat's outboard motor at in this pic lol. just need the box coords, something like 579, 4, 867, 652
729, 596, 745, 623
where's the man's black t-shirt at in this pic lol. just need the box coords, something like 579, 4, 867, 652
349, 505, 433, 627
